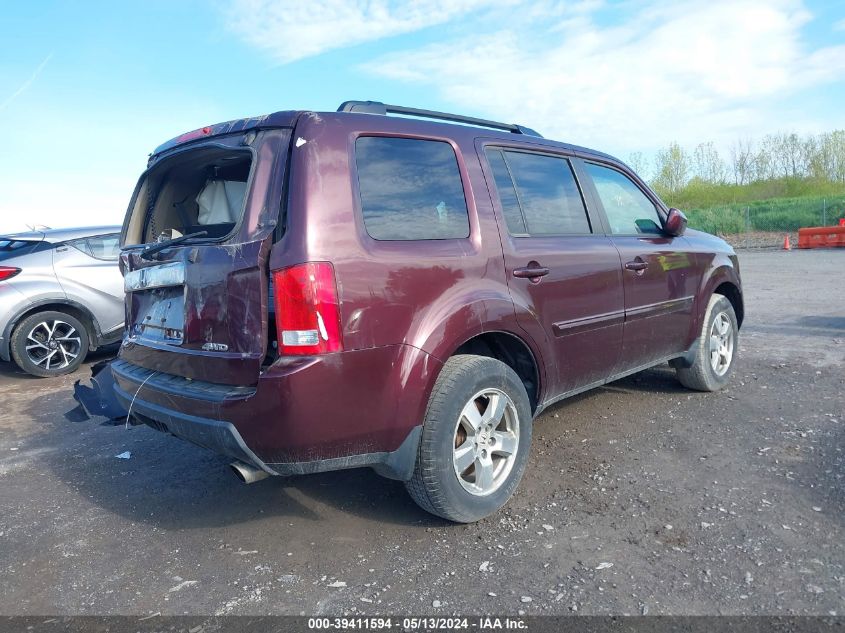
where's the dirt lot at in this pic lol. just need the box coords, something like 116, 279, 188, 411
0, 250, 842, 617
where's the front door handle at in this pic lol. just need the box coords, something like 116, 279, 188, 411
624, 260, 648, 272
513, 265, 550, 280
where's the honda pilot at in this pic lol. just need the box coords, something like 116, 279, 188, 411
94, 101, 743, 522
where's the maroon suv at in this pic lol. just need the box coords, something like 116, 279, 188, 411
94, 101, 743, 522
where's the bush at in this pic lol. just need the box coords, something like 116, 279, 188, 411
685, 206, 746, 235
684, 195, 845, 235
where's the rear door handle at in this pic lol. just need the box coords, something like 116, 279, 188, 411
624, 260, 648, 272
513, 266, 550, 279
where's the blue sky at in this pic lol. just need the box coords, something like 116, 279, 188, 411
1, 0, 844, 233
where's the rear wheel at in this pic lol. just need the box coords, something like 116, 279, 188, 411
11, 311, 89, 377
405, 355, 532, 523
675, 294, 738, 392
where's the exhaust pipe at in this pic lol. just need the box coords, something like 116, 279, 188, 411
230, 461, 270, 484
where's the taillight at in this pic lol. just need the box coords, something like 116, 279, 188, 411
0, 266, 21, 282
272, 262, 342, 355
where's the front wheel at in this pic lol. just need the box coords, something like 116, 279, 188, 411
405, 355, 532, 523
675, 294, 738, 392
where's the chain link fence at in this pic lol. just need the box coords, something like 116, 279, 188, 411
685, 196, 845, 248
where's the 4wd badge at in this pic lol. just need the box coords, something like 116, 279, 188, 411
202, 342, 229, 352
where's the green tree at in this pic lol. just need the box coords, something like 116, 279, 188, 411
808, 131, 845, 182
627, 151, 649, 179
692, 142, 726, 183
730, 139, 755, 185
652, 142, 690, 199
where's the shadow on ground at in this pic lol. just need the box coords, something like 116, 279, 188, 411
31, 362, 696, 533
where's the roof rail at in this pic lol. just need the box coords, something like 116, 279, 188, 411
337, 100, 542, 138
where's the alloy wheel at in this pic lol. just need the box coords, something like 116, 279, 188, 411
709, 311, 734, 376
452, 388, 520, 496
25, 320, 82, 371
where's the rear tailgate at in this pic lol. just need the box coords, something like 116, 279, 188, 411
119, 127, 291, 386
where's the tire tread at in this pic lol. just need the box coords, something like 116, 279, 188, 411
405, 354, 530, 523
676, 294, 737, 392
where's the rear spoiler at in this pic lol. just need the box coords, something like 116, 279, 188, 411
150, 110, 300, 160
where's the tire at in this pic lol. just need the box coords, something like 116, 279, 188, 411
405, 354, 532, 523
11, 310, 90, 378
675, 294, 738, 392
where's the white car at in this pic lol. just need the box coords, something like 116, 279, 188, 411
0, 226, 124, 377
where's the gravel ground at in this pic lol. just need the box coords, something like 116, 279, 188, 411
722, 230, 800, 250
0, 249, 842, 616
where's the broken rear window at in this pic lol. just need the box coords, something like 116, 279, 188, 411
126, 146, 253, 245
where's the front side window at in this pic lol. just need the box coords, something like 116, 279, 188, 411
69, 234, 120, 261
486, 149, 591, 236
355, 136, 470, 240
485, 149, 527, 234
585, 163, 663, 235
87, 234, 121, 260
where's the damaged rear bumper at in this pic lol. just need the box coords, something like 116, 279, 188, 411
112, 375, 277, 475
68, 360, 274, 474
67, 360, 128, 423
68, 356, 423, 481
110, 360, 277, 475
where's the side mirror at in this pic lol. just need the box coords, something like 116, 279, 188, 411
664, 208, 687, 237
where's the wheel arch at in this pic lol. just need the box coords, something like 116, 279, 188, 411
713, 280, 744, 327
688, 261, 743, 346
452, 330, 541, 413
408, 293, 549, 416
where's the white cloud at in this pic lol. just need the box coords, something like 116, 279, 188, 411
360, 0, 845, 153
224, 0, 504, 64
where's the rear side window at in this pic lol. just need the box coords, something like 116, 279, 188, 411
355, 137, 470, 240
584, 163, 662, 235
0, 239, 32, 251
486, 149, 591, 236
0, 239, 50, 261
